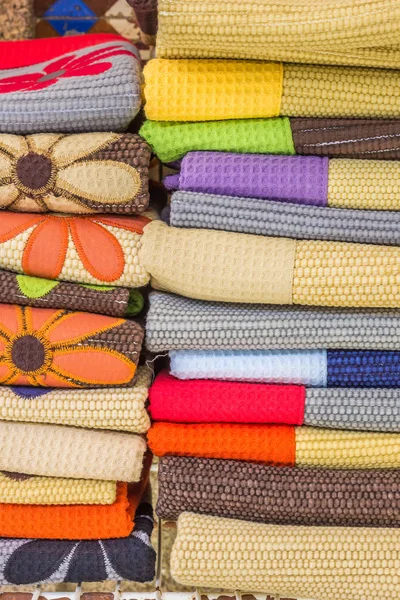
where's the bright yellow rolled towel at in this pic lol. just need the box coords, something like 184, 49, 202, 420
171, 512, 400, 600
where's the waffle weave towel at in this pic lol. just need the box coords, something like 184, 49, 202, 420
146, 292, 400, 351
0, 133, 150, 215
170, 190, 400, 246
156, 0, 400, 69
0, 304, 143, 388
0, 471, 116, 505
158, 456, 400, 527
171, 512, 400, 600
150, 370, 400, 432
148, 423, 400, 468
0, 270, 143, 317
0, 494, 156, 584
144, 59, 400, 121
140, 222, 400, 308
142, 118, 400, 163
0, 211, 153, 287
166, 152, 400, 211
0, 35, 142, 134
0, 421, 146, 481
0, 366, 151, 432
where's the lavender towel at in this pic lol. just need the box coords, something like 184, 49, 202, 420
164, 152, 329, 206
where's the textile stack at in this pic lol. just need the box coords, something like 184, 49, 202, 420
139, 1, 400, 599
0, 34, 156, 585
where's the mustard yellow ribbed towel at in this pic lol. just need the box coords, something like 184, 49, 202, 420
140, 221, 400, 308
171, 512, 400, 600
156, 0, 400, 69
144, 59, 400, 121
0, 472, 116, 505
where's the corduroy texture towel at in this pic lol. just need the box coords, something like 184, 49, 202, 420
142, 118, 400, 163
150, 370, 400, 432
0, 304, 143, 388
0, 366, 151, 432
148, 423, 400, 468
140, 222, 400, 308
0, 211, 153, 287
0, 492, 156, 584
166, 152, 400, 211
156, 0, 400, 69
0, 133, 150, 214
158, 456, 400, 527
144, 59, 400, 121
0, 35, 142, 134
171, 512, 400, 600
146, 291, 400, 351
0, 421, 146, 481
171, 190, 400, 246
0, 472, 117, 505
0, 270, 143, 317
0, 457, 150, 539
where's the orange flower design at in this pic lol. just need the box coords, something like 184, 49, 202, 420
0, 305, 136, 387
0, 213, 150, 282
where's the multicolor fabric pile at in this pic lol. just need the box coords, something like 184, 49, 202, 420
0, 34, 156, 586
140, 3, 400, 598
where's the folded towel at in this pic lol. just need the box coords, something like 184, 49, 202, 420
144, 59, 400, 121
170, 349, 400, 388
0, 271, 143, 317
0, 471, 116, 505
0, 211, 152, 287
127, 0, 158, 36
171, 190, 400, 246
0, 34, 142, 133
0, 133, 150, 214
166, 153, 400, 211
0, 493, 156, 584
171, 512, 400, 600
147, 291, 400, 351
141, 118, 400, 163
149, 370, 400, 432
140, 222, 400, 308
0, 366, 151, 432
0, 421, 146, 481
0, 304, 143, 387
148, 423, 400, 468
158, 456, 400, 527
156, 0, 400, 69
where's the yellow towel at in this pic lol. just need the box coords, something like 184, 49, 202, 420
144, 59, 400, 121
156, 0, 400, 69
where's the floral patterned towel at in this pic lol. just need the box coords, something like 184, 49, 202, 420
0, 303, 143, 387
0, 34, 142, 134
0, 133, 151, 214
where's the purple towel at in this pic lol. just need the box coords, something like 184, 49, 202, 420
164, 152, 329, 206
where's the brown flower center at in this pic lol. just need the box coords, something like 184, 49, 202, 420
11, 335, 46, 372
16, 152, 53, 192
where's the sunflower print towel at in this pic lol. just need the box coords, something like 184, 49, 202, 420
0, 304, 143, 387
0, 133, 151, 214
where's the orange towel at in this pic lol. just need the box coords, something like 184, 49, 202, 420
0, 459, 151, 539
147, 423, 296, 465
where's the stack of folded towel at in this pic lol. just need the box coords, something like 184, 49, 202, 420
139, 2, 400, 598
0, 34, 156, 586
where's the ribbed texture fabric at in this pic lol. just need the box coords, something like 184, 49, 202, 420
146, 291, 400, 351
170, 190, 400, 246
0, 366, 151, 432
158, 456, 400, 527
156, 0, 400, 69
171, 513, 400, 600
0, 421, 146, 481
0, 472, 116, 505
144, 59, 400, 121
141, 222, 400, 308
148, 423, 400, 468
